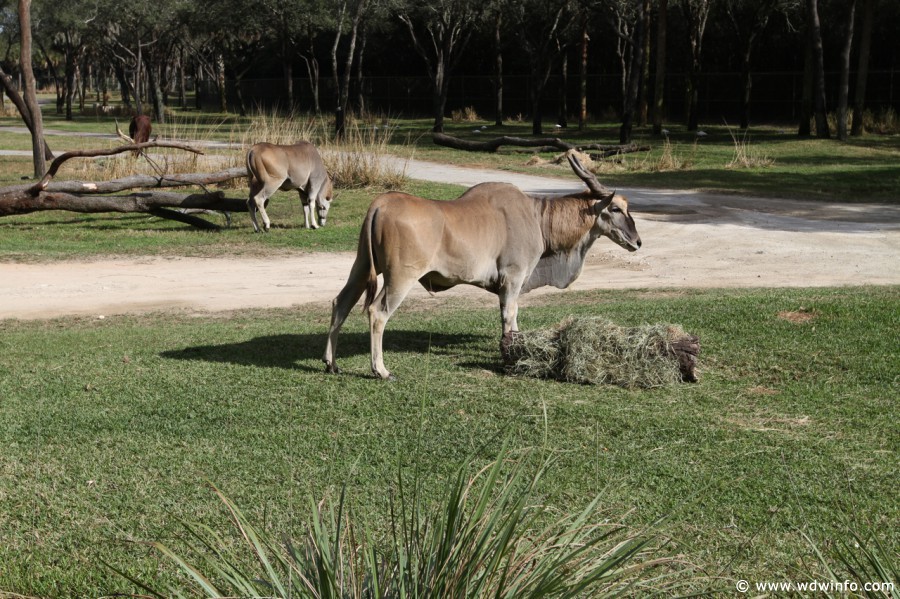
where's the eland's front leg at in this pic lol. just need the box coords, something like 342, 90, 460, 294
498, 278, 525, 336
300, 190, 319, 229
303, 201, 319, 229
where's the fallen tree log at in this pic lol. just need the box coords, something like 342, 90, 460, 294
0, 142, 248, 229
432, 132, 651, 157
3, 166, 247, 196
433, 132, 577, 152
0, 189, 246, 217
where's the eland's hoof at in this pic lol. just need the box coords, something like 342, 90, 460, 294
324, 362, 341, 374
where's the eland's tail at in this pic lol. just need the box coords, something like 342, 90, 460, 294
362, 206, 379, 312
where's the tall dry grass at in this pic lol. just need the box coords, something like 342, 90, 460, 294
590, 138, 697, 176
230, 108, 409, 190
451, 106, 482, 122
64, 109, 409, 192
725, 125, 774, 169
65, 115, 231, 183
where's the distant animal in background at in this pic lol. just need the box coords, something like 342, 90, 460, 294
129, 115, 152, 154
245, 141, 334, 233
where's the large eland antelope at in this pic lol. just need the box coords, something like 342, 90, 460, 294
323, 153, 642, 380
245, 142, 334, 232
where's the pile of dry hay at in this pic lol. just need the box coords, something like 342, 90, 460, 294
501, 317, 700, 388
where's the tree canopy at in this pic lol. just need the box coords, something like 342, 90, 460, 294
2, 0, 898, 141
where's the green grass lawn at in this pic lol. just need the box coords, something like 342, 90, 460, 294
0, 179, 464, 261
0, 286, 897, 597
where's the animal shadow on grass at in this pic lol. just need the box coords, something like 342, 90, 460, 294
160, 330, 490, 376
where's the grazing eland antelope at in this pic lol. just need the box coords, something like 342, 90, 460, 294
245, 141, 334, 232
129, 115, 152, 147
323, 153, 642, 380
114, 115, 152, 156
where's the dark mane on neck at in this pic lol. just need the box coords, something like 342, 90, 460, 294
535, 193, 596, 252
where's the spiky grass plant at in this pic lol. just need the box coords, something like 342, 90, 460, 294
108, 446, 686, 598
804, 528, 899, 598
504, 317, 691, 388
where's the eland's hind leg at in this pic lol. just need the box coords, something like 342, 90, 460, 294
247, 179, 264, 233
323, 257, 371, 373
250, 180, 283, 232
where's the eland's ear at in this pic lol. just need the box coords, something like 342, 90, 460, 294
566, 151, 613, 197
592, 192, 615, 214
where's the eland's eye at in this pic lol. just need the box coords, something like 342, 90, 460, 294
610, 206, 621, 213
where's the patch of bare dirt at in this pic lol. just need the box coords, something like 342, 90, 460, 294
777, 309, 818, 324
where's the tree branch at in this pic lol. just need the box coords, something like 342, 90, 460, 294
32, 140, 207, 192
432, 132, 650, 156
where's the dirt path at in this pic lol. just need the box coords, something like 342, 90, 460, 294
2, 158, 899, 320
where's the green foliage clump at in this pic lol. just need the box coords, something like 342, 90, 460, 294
110, 447, 684, 598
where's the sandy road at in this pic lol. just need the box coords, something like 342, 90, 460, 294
1, 157, 898, 320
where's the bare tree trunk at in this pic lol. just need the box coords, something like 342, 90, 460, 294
620, 4, 646, 144
64, 37, 80, 120
684, 0, 710, 132
652, 0, 668, 135
798, 18, 813, 136
37, 40, 63, 115
303, 55, 321, 113
79, 62, 87, 113
557, 52, 568, 128
837, 1, 856, 141
194, 60, 203, 110
738, 39, 753, 129
578, 18, 588, 130
808, 0, 830, 138
355, 28, 367, 115
494, 12, 504, 126
18, 0, 46, 178
112, 61, 132, 109
340, 18, 361, 114
281, 19, 294, 111
851, 0, 873, 136
334, 0, 367, 138
530, 62, 554, 136
638, 0, 651, 126
331, 3, 347, 138
216, 53, 227, 113
234, 68, 250, 117
135, 37, 144, 116
147, 59, 167, 124
178, 47, 187, 110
